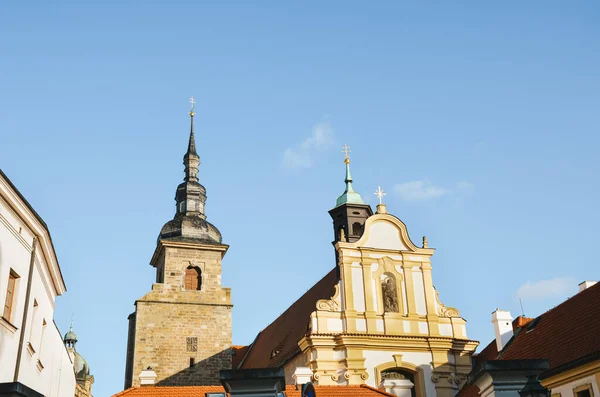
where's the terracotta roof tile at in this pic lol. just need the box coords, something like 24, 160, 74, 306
239, 268, 339, 369
111, 386, 225, 396
497, 282, 600, 372
112, 384, 394, 397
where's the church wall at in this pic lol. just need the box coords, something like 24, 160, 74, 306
131, 299, 232, 386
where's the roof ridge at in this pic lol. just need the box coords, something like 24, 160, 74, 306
534, 282, 599, 319
111, 386, 139, 396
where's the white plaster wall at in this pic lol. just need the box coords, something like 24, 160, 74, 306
0, 193, 75, 396
550, 375, 600, 397
351, 264, 366, 312
362, 349, 435, 397
372, 278, 378, 312
364, 222, 407, 251
356, 318, 367, 332
412, 271, 427, 315
439, 323, 453, 336
327, 318, 343, 332
0, 210, 35, 383
283, 352, 309, 385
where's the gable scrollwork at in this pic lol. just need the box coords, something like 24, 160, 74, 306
316, 284, 340, 312
435, 288, 460, 317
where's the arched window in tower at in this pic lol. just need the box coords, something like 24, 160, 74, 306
382, 274, 399, 313
184, 267, 201, 290
352, 222, 362, 236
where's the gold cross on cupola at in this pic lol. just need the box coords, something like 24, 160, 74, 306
341, 144, 351, 164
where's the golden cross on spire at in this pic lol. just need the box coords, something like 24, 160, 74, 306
189, 96, 196, 117
341, 144, 351, 163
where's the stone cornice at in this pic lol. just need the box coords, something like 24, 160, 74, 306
150, 239, 229, 266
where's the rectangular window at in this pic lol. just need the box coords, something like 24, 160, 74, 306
3, 270, 19, 321
186, 337, 198, 352
574, 384, 594, 397
577, 390, 592, 397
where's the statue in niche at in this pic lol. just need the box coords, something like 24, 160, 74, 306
382, 277, 399, 313
339, 227, 346, 242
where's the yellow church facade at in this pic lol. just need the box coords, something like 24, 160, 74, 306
239, 153, 478, 397
298, 204, 477, 396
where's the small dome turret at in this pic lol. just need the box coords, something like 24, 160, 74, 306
73, 351, 90, 379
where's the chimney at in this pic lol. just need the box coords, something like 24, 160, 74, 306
292, 367, 313, 387
492, 309, 514, 352
139, 367, 157, 386
579, 281, 597, 292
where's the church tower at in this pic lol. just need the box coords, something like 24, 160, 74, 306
64, 325, 94, 397
328, 145, 373, 243
124, 101, 232, 388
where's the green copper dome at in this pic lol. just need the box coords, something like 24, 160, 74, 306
64, 330, 77, 342
335, 159, 365, 207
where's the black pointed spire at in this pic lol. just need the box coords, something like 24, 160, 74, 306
158, 97, 222, 245
183, 99, 200, 183
187, 114, 197, 156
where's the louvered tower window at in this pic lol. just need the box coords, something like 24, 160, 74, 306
185, 267, 201, 290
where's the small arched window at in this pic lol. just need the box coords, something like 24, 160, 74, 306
184, 267, 201, 290
352, 222, 362, 236
380, 368, 417, 397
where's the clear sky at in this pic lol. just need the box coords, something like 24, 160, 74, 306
1, 2, 599, 396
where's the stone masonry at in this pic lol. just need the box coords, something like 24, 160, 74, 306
124, 240, 232, 387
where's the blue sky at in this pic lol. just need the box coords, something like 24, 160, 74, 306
1, 2, 599, 396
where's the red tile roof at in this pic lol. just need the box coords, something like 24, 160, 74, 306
457, 282, 600, 397
112, 384, 395, 397
231, 346, 249, 369
497, 282, 600, 371
239, 268, 339, 369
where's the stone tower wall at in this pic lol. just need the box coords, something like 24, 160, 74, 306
127, 243, 232, 387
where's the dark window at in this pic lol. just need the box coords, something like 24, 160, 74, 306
352, 222, 362, 235
576, 389, 591, 397
185, 267, 201, 290
3, 270, 19, 321
189, 357, 195, 367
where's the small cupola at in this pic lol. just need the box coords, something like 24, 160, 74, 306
328, 144, 373, 243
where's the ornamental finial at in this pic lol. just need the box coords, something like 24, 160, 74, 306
341, 144, 351, 164
189, 96, 196, 117
422, 236, 428, 248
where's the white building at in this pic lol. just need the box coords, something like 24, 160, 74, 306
0, 170, 75, 397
